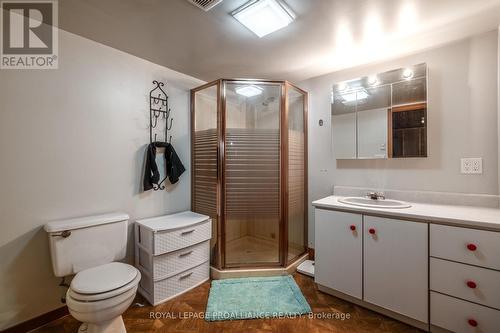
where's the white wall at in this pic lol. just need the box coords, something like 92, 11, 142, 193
300, 30, 499, 247
0, 30, 203, 330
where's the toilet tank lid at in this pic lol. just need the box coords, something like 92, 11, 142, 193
44, 212, 130, 233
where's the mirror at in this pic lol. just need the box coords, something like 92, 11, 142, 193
332, 63, 427, 159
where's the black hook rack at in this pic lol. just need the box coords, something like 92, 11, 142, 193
149, 80, 174, 190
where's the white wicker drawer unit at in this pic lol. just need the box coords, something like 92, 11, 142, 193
135, 211, 211, 305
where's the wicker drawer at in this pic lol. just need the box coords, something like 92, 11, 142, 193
139, 261, 209, 306
138, 240, 209, 280
431, 292, 500, 333
430, 258, 500, 310
430, 224, 500, 270
154, 220, 211, 255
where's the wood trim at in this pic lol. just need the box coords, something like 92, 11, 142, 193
2, 306, 68, 333
387, 108, 393, 158
391, 102, 427, 112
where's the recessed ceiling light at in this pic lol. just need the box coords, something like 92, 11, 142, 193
232, 0, 296, 38
235, 85, 264, 97
402, 68, 414, 79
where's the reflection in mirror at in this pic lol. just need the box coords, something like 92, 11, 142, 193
332, 63, 427, 159
332, 90, 357, 159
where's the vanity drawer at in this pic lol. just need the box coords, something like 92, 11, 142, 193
430, 224, 500, 270
430, 258, 500, 310
431, 292, 500, 333
153, 219, 211, 255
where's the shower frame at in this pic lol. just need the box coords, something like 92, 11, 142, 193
190, 79, 308, 270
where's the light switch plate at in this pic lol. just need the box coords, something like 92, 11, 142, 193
460, 158, 483, 174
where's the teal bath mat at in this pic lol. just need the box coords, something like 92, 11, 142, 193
205, 275, 312, 321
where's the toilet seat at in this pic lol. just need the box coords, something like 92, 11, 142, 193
69, 263, 140, 302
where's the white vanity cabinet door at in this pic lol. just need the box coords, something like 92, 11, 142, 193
315, 209, 362, 299
364, 216, 428, 323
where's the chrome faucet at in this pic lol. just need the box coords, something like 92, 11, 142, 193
366, 191, 385, 200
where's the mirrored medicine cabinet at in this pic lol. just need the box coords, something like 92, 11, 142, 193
332, 63, 427, 159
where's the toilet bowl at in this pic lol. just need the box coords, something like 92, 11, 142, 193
65, 262, 141, 333
45, 213, 140, 333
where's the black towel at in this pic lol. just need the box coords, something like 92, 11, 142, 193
143, 142, 185, 191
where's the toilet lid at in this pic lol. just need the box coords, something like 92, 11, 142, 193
71, 262, 138, 294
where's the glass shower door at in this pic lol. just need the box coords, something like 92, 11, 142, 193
192, 83, 219, 267
287, 84, 306, 262
223, 82, 282, 267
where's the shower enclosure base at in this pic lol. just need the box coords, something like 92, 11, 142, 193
210, 253, 309, 279
225, 236, 279, 265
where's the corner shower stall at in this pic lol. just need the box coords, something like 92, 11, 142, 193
191, 79, 308, 272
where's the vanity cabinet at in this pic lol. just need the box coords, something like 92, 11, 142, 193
315, 210, 362, 298
313, 197, 500, 332
315, 209, 428, 323
364, 216, 428, 323
429, 224, 500, 333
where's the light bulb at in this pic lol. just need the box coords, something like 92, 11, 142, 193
402, 68, 414, 79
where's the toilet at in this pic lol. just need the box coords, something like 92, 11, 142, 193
45, 213, 141, 333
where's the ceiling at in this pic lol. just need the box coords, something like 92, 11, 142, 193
58, 0, 500, 82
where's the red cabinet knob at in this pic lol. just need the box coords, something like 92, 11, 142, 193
467, 243, 477, 251
468, 319, 478, 327
466, 281, 477, 289
350, 225, 356, 231
369, 228, 376, 234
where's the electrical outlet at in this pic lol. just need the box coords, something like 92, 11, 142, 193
461, 158, 483, 174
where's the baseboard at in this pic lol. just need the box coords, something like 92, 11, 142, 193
1, 306, 69, 333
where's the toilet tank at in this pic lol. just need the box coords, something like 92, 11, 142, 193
44, 212, 130, 277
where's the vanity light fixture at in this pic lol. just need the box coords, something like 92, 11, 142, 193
235, 85, 264, 97
231, 0, 296, 38
402, 68, 414, 79
367, 75, 379, 86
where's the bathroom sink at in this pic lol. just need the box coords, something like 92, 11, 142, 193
338, 197, 411, 209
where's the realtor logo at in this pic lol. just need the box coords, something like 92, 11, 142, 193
1, 0, 58, 69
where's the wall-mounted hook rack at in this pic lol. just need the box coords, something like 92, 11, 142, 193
149, 80, 174, 190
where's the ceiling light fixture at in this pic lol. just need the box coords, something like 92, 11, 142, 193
337, 82, 348, 91
341, 89, 369, 103
235, 85, 264, 97
231, 0, 296, 38
402, 68, 414, 79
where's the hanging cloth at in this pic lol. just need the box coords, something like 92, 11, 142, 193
143, 141, 185, 191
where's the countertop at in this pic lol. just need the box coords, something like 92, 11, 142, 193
312, 195, 500, 231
